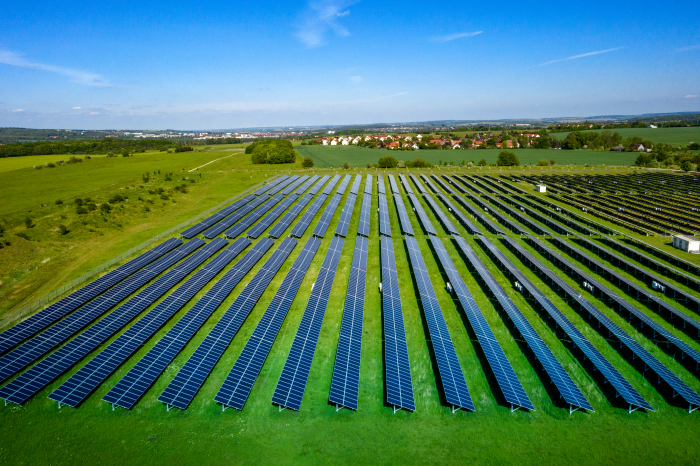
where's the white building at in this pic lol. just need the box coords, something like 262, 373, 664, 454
536, 184, 547, 193
673, 235, 700, 253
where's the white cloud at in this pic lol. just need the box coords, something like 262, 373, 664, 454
0, 50, 111, 86
350, 75, 362, 82
72, 106, 82, 110
538, 47, 624, 66
11, 109, 24, 112
89, 111, 99, 115
295, 1, 358, 48
686, 95, 698, 99
430, 31, 483, 43
675, 45, 700, 53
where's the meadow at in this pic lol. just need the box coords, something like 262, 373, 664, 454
551, 126, 700, 146
0, 153, 699, 465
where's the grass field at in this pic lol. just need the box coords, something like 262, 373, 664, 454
295, 145, 639, 168
551, 127, 700, 146
1, 158, 700, 465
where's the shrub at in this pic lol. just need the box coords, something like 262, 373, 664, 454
689, 142, 700, 150
122, 149, 130, 157
160, 194, 170, 200
496, 151, 520, 166
550, 160, 556, 166
67, 156, 83, 164
249, 140, 297, 164
144, 206, 151, 212
85, 156, 91, 159
24, 216, 34, 229
378, 156, 398, 168
76, 206, 87, 214
681, 160, 693, 172
33, 165, 42, 170
15, 232, 30, 241
343, 162, 350, 169
55, 199, 63, 205
478, 159, 487, 166
59, 224, 68, 235
44, 162, 55, 168
174, 184, 188, 194
86, 202, 97, 211
148, 189, 156, 194
366, 163, 372, 168
537, 160, 548, 166
100, 203, 112, 213
109, 194, 125, 203
74, 198, 84, 206
164, 174, 172, 181
107, 152, 116, 157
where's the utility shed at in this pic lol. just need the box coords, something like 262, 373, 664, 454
673, 235, 700, 253
536, 184, 547, 193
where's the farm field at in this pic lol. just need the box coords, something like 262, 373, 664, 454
1, 166, 700, 465
551, 127, 700, 146
295, 145, 638, 168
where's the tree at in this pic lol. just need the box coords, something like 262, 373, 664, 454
343, 162, 350, 169
366, 162, 372, 168
533, 136, 551, 149
635, 153, 654, 167
59, 225, 68, 235
690, 142, 700, 150
497, 151, 520, 166
537, 160, 548, 166
122, 149, 130, 157
302, 157, 314, 168
378, 155, 398, 168
681, 160, 693, 172
478, 159, 487, 166
549, 160, 556, 166
250, 140, 297, 164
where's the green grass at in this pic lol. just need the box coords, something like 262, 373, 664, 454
295, 145, 639, 168
2, 166, 700, 465
551, 127, 700, 146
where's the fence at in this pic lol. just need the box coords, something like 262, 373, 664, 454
0, 178, 270, 331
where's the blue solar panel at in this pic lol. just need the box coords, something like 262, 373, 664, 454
407, 193, 438, 236
0, 238, 194, 387
388, 175, 400, 194
100, 237, 264, 410
202, 195, 270, 239
295, 175, 319, 195
46, 238, 240, 408
364, 175, 373, 195
399, 174, 413, 194
409, 174, 427, 194
180, 195, 256, 238
423, 194, 459, 235
405, 237, 474, 411
158, 237, 295, 410
254, 175, 287, 196
269, 193, 314, 239
479, 235, 653, 412
377, 175, 386, 194
335, 193, 358, 238
436, 193, 482, 235
392, 194, 414, 236
247, 194, 299, 239
213, 237, 322, 411
432, 175, 456, 195
271, 236, 345, 411
420, 174, 441, 194
378, 191, 392, 237
322, 175, 341, 195
291, 194, 328, 238
381, 236, 415, 412
350, 175, 362, 195
266, 176, 299, 196
313, 193, 343, 238
281, 176, 309, 196
336, 175, 352, 195
454, 237, 592, 413
447, 178, 504, 235
0, 238, 181, 356
309, 175, 331, 195
224, 194, 286, 239
0, 239, 217, 406
357, 193, 372, 238
328, 236, 369, 410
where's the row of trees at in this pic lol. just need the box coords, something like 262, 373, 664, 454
0, 138, 178, 158
248, 139, 298, 164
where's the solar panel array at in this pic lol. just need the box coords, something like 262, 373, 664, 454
378, 183, 392, 237
423, 194, 459, 235
349, 174, 362, 195
309, 175, 331, 195
377, 175, 386, 194
247, 194, 298, 239
203, 195, 270, 239
269, 193, 314, 239
0, 238, 180, 356
224, 194, 286, 239
381, 236, 415, 412
280, 175, 309, 196
48, 238, 240, 408
158, 237, 295, 410
266, 175, 299, 196
335, 186, 359, 238
447, 177, 505, 235
253, 175, 287, 196
214, 237, 322, 411
0, 238, 192, 387
358, 192, 372, 238
405, 237, 474, 412
454, 236, 592, 413
180, 195, 256, 238
295, 175, 320, 195
291, 193, 329, 238
388, 174, 400, 194
0, 238, 216, 405
431, 175, 456, 195
478, 235, 653, 412
336, 174, 352, 195
409, 174, 427, 194
323, 175, 341, 195
364, 175, 373, 194
101, 238, 267, 410
420, 174, 440, 194
393, 194, 414, 236
407, 193, 438, 236
399, 174, 413, 194
271, 236, 345, 411
313, 191, 343, 238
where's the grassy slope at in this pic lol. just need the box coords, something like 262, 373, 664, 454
1, 168, 700, 465
551, 127, 700, 146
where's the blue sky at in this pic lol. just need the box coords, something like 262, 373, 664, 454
1, 0, 699, 129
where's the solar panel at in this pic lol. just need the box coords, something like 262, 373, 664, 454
432, 175, 456, 195
313, 193, 343, 238
322, 175, 341, 195
281, 176, 309, 196
454, 237, 592, 413
393, 194, 414, 236
364, 175, 373, 195
202, 195, 270, 239
291, 194, 328, 238
336, 175, 352, 195
254, 175, 287, 196
407, 193, 438, 236
381, 236, 415, 412
0, 239, 218, 406
357, 193, 372, 238
420, 174, 440, 194
0, 238, 181, 356
269, 193, 314, 239
350, 175, 362, 195
213, 237, 322, 411
100, 237, 265, 410
295, 175, 319, 195
436, 193, 482, 235
405, 237, 474, 411
309, 175, 331, 195
0, 238, 194, 387
377, 175, 386, 194
328, 235, 369, 410
478, 235, 653, 412
399, 174, 413, 194
388, 175, 400, 194
423, 194, 459, 235
266, 175, 299, 196
247, 194, 299, 239
46, 238, 240, 408
271, 236, 345, 411
409, 174, 427, 194
180, 195, 256, 238
378, 192, 392, 237
224, 194, 286, 238
335, 193, 358, 238
158, 237, 295, 410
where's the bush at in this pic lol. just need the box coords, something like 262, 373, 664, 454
496, 151, 520, 166
302, 157, 314, 168
689, 142, 700, 150
59, 224, 68, 235
478, 159, 487, 166
378, 156, 398, 168
86, 202, 97, 212
44, 162, 55, 168
366, 163, 372, 168
55, 199, 63, 205
174, 146, 193, 153
635, 153, 654, 167
174, 184, 188, 194
160, 194, 170, 200
249, 140, 297, 164
15, 232, 30, 241
67, 156, 82, 164
343, 162, 350, 169
100, 203, 112, 213
107, 151, 116, 157
74, 198, 84, 206
681, 160, 693, 172
24, 216, 34, 229
537, 160, 549, 166
122, 149, 130, 157
109, 194, 125, 203
550, 160, 556, 166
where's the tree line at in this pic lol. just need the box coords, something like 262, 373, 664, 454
0, 138, 178, 158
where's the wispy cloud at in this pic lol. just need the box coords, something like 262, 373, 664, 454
676, 45, 700, 53
431, 31, 483, 43
538, 47, 624, 66
11, 109, 24, 112
72, 106, 82, 110
89, 111, 99, 115
686, 95, 698, 99
295, 0, 358, 48
0, 50, 112, 86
